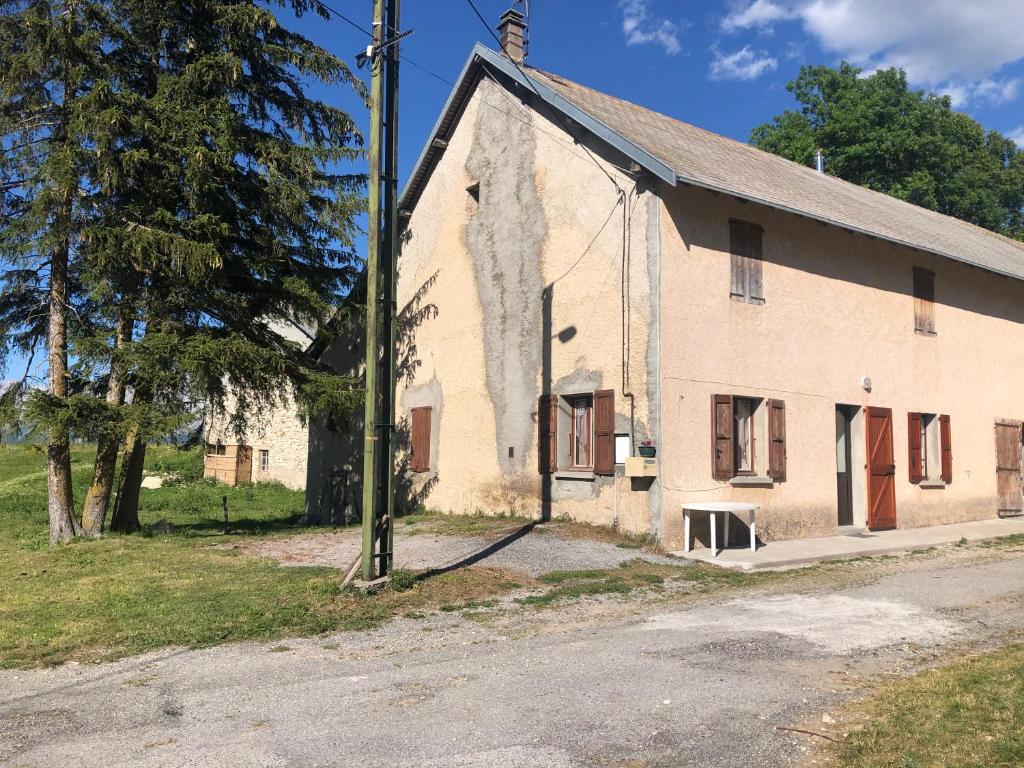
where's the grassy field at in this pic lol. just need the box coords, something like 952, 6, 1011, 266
834, 645, 1024, 768
0, 444, 537, 667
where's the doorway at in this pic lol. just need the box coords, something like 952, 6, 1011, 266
866, 406, 897, 531
835, 406, 855, 526
995, 420, 1023, 517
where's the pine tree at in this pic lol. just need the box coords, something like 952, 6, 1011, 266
83, 0, 366, 531
0, 0, 109, 542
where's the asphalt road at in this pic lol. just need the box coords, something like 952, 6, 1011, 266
3, 548, 1024, 768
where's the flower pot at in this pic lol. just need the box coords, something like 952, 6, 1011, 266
638, 446, 656, 458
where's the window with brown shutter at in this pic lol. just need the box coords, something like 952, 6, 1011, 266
768, 399, 787, 481
940, 415, 952, 483
711, 395, 734, 480
730, 219, 764, 305
593, 389, 615, 476
410, 406, 432, 473
537, 394, 558, 474
913, 267, 936, 335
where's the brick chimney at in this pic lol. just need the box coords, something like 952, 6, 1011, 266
497, 8, 527, 64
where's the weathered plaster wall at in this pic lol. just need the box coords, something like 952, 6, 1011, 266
394, 73, 661, 531
657, 183, 1024, 548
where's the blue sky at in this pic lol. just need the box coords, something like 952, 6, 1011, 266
4, 0, 1024, 381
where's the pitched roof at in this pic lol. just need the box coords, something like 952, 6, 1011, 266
401, 45, 1024, 282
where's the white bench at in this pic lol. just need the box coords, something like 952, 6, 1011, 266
683, 502, 758, 557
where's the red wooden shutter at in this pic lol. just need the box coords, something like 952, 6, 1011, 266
537, 395, 558, 474
907, 412, 923, 483
410, 407, 431, 473
768, 399, 786, 481
593, 389, 614, 476
711, 395, 734, 480
940, 414, 952, 483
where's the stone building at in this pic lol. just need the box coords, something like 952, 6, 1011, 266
308, 28, 1024, 549
203, 322, 311, 490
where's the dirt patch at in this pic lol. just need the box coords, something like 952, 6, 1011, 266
228, 525, 682, 577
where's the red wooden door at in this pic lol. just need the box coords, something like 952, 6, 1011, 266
866, 407, 897, 531
995, 420, 1023, 517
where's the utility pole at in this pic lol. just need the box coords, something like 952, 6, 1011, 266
378, 0, 401, 577
359, 0, 385, 583
360, 0, 402, 582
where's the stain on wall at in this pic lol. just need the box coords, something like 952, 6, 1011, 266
465, 77, 547, 476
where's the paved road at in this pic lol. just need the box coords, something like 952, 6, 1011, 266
3, 549, 1024, 768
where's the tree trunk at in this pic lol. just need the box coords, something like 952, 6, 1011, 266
81, 311, 131, 535
47, 206, 80, 544
110, 422, 146, 533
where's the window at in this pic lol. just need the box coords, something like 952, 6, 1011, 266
568, 395, 593, 468
614, 434, 631, 465
734, 397, 756, 474
712, 394, 786, 482
729, 219, 764, 305
259, 449, 269, 472
913, 267, 936, 335
410, 406, 432, 473
538, 390, 615, 476
206, 442, 226, 456
908, 412, 951, 484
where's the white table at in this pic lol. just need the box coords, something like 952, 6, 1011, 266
683, 502, 758, 557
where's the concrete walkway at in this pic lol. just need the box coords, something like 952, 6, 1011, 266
672, 516, 1024, 570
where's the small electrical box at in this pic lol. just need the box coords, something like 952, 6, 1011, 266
624, 456, 657, 477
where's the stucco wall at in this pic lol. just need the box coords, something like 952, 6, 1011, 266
657, 183, 1024, 548
394, 72, 660, 532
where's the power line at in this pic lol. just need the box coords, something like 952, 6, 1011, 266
463, 0, 623, 193
316, 1, 453, 87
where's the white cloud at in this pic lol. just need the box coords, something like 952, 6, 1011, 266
1009, 126, 1024, 149
710, 45, 779, 80
721, 0, 796, 33
720, 0, 1024, 105
618, 0, 682, 55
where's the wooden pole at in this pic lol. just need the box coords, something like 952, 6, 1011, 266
377, 0, 400, 577
359, 0, 386, 582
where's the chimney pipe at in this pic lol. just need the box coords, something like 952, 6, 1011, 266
497, 8, 527, 64
815, 148, 825, 174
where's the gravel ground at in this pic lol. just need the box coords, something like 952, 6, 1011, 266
230, 524, 680, 576
4, 545, 1024, 767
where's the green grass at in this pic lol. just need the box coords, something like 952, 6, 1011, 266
0, 445, 526, 668
516, 560, 692, 607
834, 645, 1024, 768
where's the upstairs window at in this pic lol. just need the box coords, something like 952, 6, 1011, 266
729, 219, 764, 305
259, 449, 269, 472
913, 267, 936, 335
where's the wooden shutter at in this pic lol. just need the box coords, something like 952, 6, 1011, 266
593, 390, 615, 476
995, 420, 1023, 516
537, 395, 558, 474
711, 395, 734, 480
768, 399, 786, 481
729, 220, 764, 304
907, 412, 923, 483
913, 267, 935, 334
410, 407, 431, 473
940, 414, 952, 483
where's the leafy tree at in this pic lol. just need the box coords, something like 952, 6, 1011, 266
751, 63, 1024, 240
